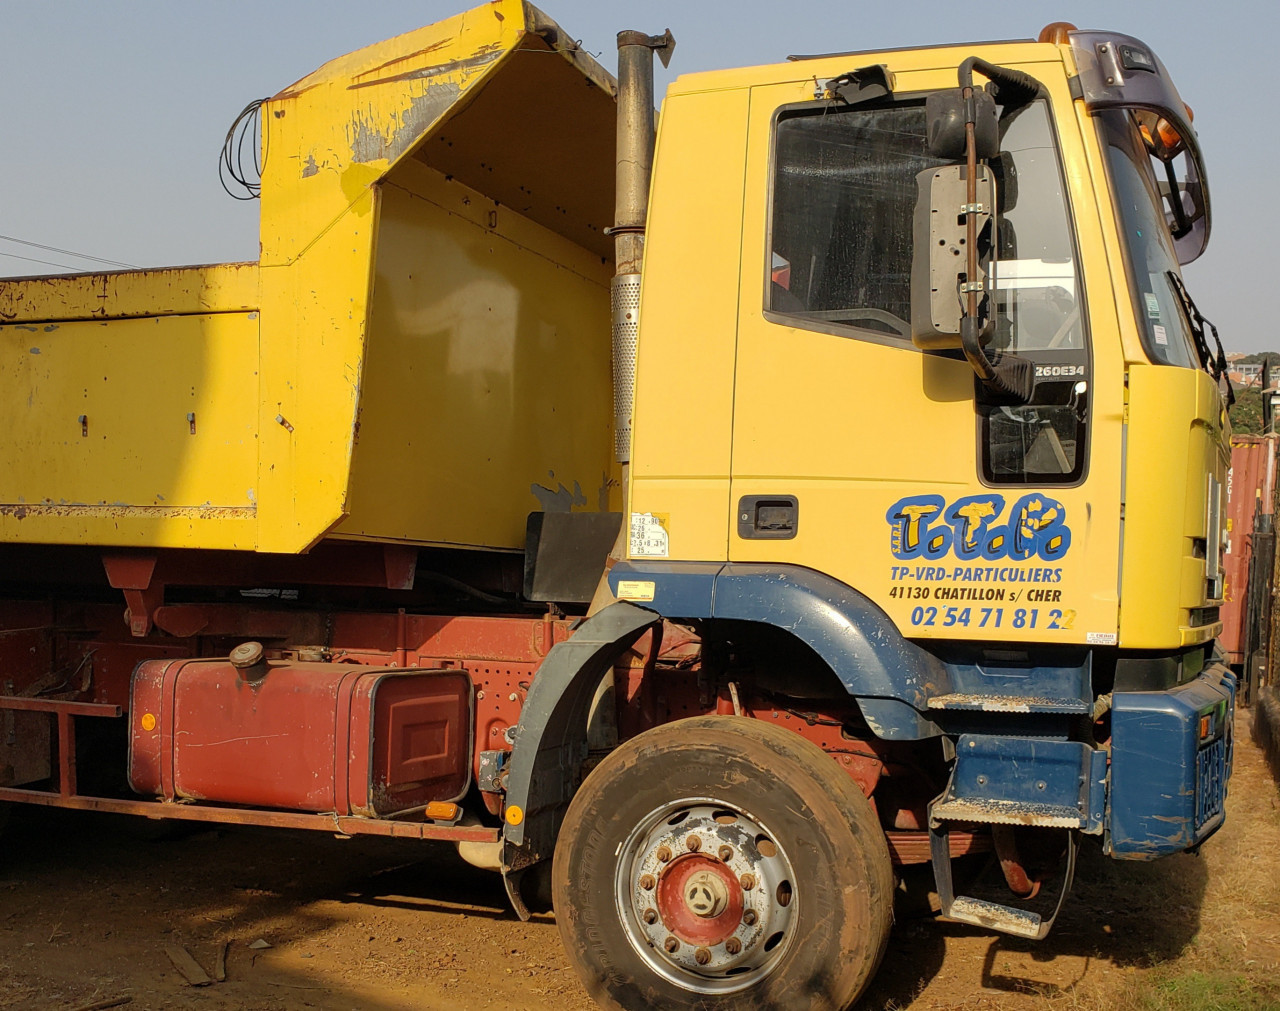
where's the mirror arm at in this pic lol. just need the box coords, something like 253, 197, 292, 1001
956, 60, 1035, 403
959, 57, 1042, 109
1162, 158, 1192, 238
959, 314, 1034, 402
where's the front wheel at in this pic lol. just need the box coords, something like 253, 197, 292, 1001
552, 715, 893, 1010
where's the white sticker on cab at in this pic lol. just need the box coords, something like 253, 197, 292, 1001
630, 512, 670, 558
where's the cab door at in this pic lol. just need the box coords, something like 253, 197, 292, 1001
728, 61, 1122, 647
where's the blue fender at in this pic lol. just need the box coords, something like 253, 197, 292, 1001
609, 561, 948, 739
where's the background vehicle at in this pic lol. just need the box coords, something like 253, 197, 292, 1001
0, 5, 1235, 1008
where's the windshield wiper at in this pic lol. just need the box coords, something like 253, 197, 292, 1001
1167, 271, 1234, 407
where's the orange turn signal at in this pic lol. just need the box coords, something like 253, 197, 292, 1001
425, 801, 460, 822
1140, 116, 1186, 159
1155, 118, 1183, 151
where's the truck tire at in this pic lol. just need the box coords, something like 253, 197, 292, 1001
552, 715, 892, 1010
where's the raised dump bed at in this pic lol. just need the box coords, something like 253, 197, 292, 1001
0, 0, 617, 555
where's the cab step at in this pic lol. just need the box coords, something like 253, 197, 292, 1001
937, 733, 1107, 833
929, 809, 1081, 941
926, 731, 1100, 940
945, 896, 1045, 939
931, 797, 1088, 829
927, 693, 1088, 714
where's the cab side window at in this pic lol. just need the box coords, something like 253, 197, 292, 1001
770, 102, 942, 342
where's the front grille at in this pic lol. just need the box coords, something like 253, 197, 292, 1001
1189, 606, 1220, 627
1195, 734, 1226, 829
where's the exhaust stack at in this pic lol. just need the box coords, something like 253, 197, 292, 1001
610, 29, 674, 465
588, 28, 674, 617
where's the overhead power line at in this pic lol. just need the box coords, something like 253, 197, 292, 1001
0, 233, 139, 270
0, 249, 85, 272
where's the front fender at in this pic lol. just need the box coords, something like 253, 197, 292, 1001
500, 601, 660, 916
610, 561, 948, 739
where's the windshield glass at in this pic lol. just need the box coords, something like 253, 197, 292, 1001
1098, 109, 1198, 368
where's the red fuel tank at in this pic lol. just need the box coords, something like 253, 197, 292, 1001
128, 656, 472, 817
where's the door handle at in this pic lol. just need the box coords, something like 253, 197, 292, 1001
737, 495, 798, 540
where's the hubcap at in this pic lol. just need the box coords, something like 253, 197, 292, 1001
656, 854, 742, 945
684, 869, 729, 918
615, 800, 797, 994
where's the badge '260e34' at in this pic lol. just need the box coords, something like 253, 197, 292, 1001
887, 494, 1071, 562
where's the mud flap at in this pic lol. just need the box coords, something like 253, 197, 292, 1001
500, 601, 661, 918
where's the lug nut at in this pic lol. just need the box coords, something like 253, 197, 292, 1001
664, 936, 680, 953
725, 937, 743, 955
718, 845, 733, 862
639, 874, 656, 891
743, 909, 758, 926
694, 947, 712, 965
740, 873, 757, 890
643, 908, 658, 925
686, 835, 702, 852
656, 845, 672, 863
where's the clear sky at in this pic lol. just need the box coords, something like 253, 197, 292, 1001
1, 0, 1274, 351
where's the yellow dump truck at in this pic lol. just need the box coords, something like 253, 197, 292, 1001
0, 4, 1236, 1009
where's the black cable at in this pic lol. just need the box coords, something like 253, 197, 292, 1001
219, 98, 269, 201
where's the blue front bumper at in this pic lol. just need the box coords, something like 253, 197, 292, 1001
1107, 662, 1237, 859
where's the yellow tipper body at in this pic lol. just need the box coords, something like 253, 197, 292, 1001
0, 1, 617, 554
627, 38, 1227, 651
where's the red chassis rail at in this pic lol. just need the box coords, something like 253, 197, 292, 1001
0, 694, 498, 844
0, 548, 978, 864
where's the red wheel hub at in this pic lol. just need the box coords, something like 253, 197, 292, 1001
654, 853, 744, 946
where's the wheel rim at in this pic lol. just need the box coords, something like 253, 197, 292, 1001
614, 798, 798, 994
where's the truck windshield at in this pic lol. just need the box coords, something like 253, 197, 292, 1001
1097, 109, 1199, 368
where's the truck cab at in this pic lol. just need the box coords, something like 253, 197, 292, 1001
586, 18, 1235, 978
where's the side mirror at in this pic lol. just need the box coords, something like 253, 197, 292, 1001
911, 164, 996, 350
925, 89, 999, 160
911, 58, 1038, 403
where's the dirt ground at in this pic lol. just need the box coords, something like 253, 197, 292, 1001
1, 712, 1278, 1011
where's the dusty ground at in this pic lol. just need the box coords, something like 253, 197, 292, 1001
1, 712, 1277, 1011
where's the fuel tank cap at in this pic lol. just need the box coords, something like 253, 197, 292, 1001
230, 641, 266, 669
